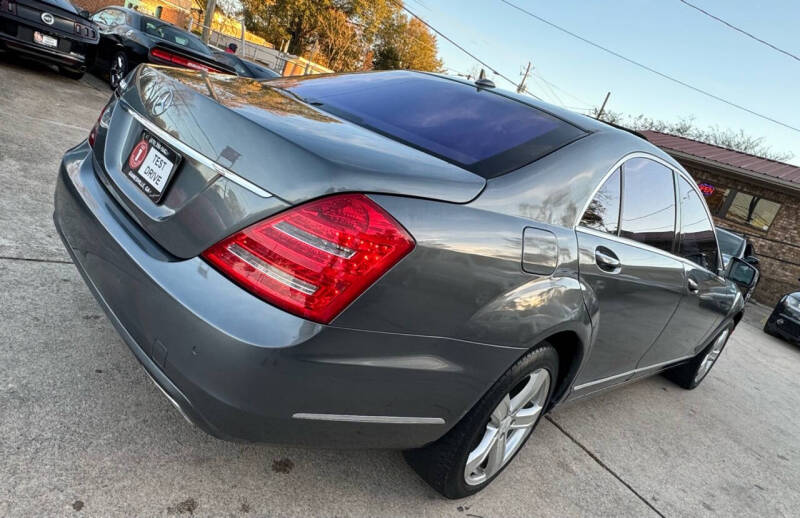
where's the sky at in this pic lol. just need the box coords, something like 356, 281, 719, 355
408, 0, 800, 164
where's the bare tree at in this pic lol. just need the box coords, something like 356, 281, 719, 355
593, 108, 794, 162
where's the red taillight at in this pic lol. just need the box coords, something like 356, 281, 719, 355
88, 104, 108, 148
150, 47, 222, 73
203, 194, 415, 324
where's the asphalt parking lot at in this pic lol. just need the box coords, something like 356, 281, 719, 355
2, 56, 800, 517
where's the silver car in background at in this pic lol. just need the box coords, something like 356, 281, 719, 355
54, 67, 757, 498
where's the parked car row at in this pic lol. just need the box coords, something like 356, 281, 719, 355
0, 0, 279, 81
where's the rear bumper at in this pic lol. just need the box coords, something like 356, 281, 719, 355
53, 141, 519, 448
0, 22, 87, 70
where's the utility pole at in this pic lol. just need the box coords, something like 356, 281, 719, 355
201, 0, 216, 43
596, 91, 611, 120
516, 61, 531, 94
239, 12, 246, 56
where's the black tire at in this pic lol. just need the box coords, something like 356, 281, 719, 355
404, 342, 558, 499
58, 66, 84, 80
665, 324, 732, 390
108, 50, 128, 89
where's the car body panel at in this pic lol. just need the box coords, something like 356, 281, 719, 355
54, 141, 523, 447
571, 228, 685, 393
639, 261, 733, 368
93, 66, 485, 258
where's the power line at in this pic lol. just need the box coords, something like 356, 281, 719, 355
497, 0, 800, 134
533, 73, 594, 108
390, 0, 541, 99
677, 0, 800, 63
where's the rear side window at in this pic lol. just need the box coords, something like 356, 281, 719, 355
678, 177, 719, 272
280, 72, 585, 178
620, 158, 676, 253
581, 168, 621, 234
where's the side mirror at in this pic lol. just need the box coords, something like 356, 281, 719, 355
744, 255, 759, 267
726, 257, 759, 292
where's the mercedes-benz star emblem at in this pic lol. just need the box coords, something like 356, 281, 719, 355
151, 88, 174, 117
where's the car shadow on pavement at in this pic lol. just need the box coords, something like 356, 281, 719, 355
0, 50, 110, 93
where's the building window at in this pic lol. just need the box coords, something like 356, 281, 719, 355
704, 186, 730, 215
724, 192, 781, 231
696, 182, 781, 232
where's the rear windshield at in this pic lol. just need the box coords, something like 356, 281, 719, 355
213, 52, 249, 75
281, 71, 585, 177
142, 19, 210, 55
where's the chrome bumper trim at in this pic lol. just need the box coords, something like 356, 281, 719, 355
122, 103, 273, 199
144, 369, 196, 427
292, 413, 445, 425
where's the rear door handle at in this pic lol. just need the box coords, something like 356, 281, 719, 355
595, 248, 620, 272
687, 278, 699, 293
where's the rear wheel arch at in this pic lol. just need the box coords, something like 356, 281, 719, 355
537, 330, 584, 409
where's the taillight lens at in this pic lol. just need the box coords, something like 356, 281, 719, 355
150, 48, 222, 73
203, 194, 415, 324
88, 104, 110, 147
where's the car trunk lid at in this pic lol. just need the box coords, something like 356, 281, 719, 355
93, 65, 485, 258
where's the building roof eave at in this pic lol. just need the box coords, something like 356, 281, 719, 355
665, 149, 800, 195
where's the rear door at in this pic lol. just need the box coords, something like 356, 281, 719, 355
573, 156, 685, 395
637, 175, 732, 369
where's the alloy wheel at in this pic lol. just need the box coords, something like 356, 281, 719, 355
694, 329, 730, 384
464, 368, 551, 486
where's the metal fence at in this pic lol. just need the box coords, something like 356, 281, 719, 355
203, 27, 331, 76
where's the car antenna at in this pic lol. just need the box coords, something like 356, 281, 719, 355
475, 69, 495, 89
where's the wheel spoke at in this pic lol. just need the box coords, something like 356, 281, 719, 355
485, 428, 507, 476
510, 370, 548, 414
694, 330, 730, 383
510, 404, 543, 429
465, 368, 553, 486
465, 425, 498, 475
491, 394, 511, 425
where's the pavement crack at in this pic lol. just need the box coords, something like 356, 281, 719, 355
546, 415, 666, 518
0, 255, 73, 265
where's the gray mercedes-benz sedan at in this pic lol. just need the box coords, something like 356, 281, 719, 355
53, 66, 758, 498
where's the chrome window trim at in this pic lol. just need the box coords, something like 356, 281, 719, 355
577, 226, 680, 262
573, 353, 695, 392
575, 151, 724, 281
121, 103, 274, 199
674, 170, 725, 277
292, 413, 445, 425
